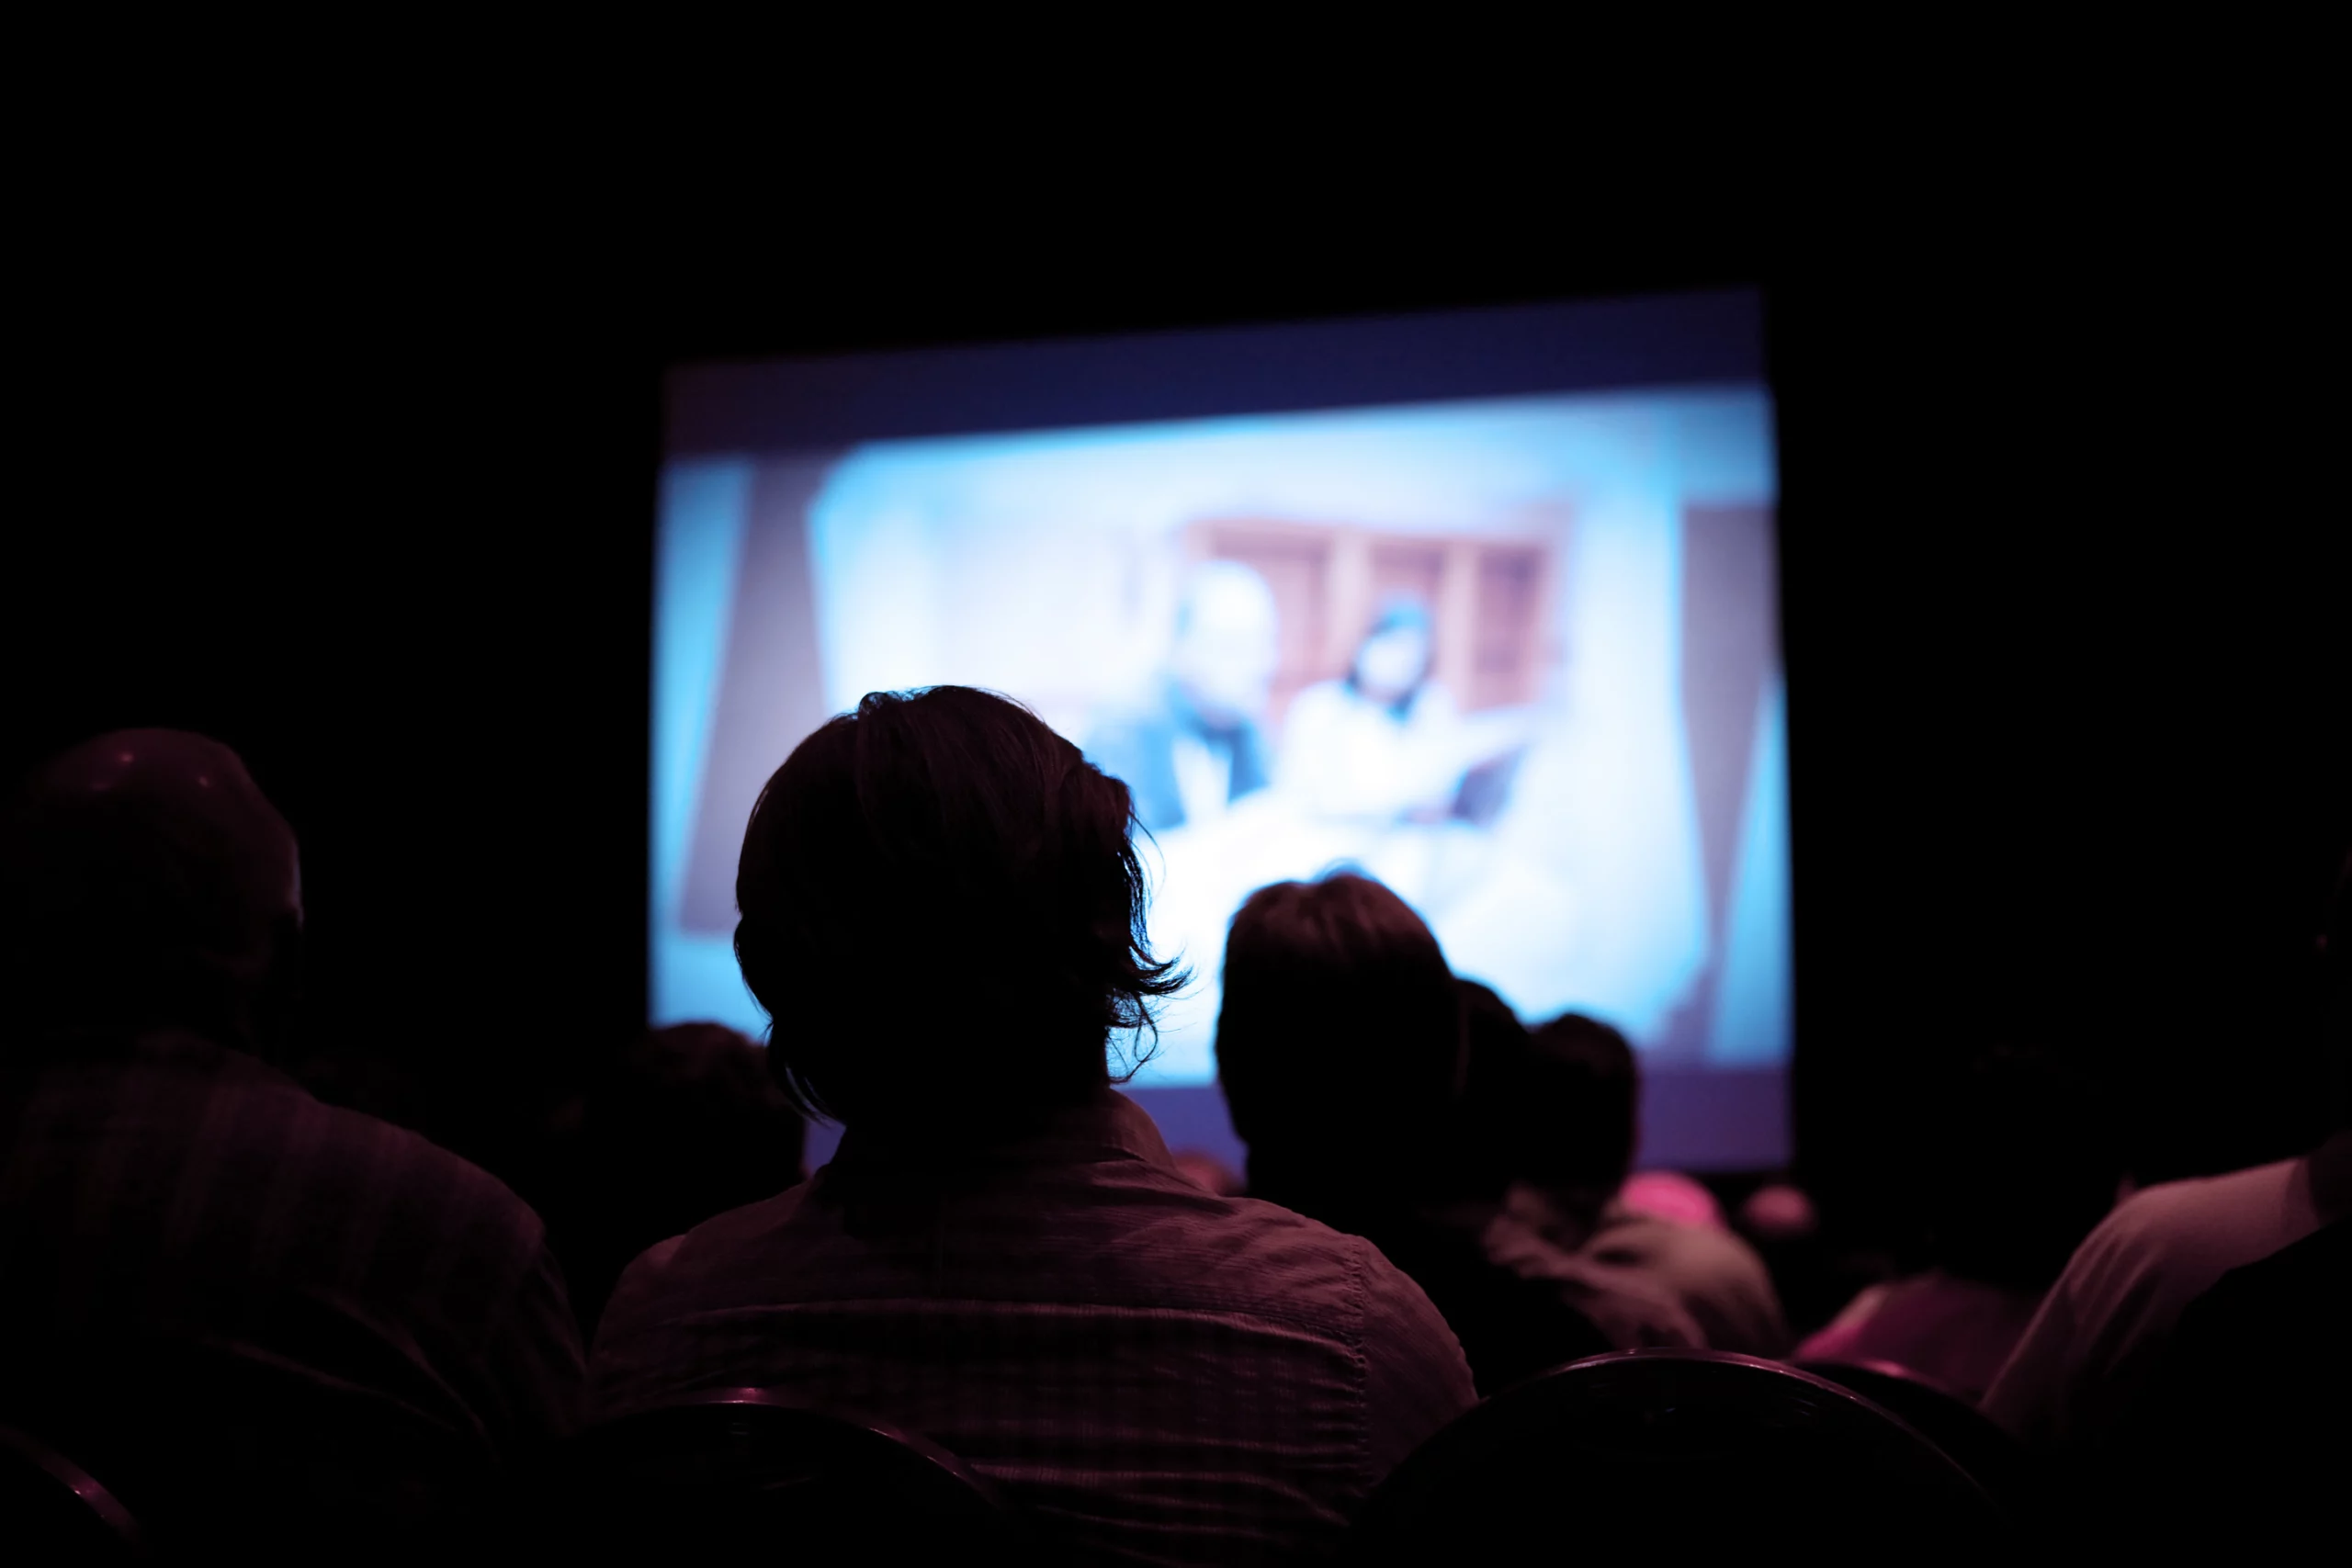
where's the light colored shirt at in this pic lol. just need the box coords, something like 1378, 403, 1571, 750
1481, 1201, 1704, 1352
590, 1089, 1476, 1567
1794, 1270, 2042, 1403
1981, 1134, 2351, 1450
1277, 680, 1466, 823
1576, 1201, 1790, 1357
1484, 1185, 1785, 1355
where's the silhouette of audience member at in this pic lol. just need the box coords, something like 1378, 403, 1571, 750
1482, 1013, 1789, 1356
531, 1021, 805, 1338
588, 689, 1475, 1565
1429, 978, 1536, 1204
1983, 852, 2352, 1455
2055, 860, 2352, 1551
1797, 1046, 2119, 1401
2100, 1215, 2352, 1551
1217, 875, 1611, 1394
0, 730, 583, 1548
1083, 560, 1280, 833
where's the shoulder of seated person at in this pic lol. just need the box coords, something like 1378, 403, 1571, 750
313, 1096, 555, 1227
2101, 1157, 2302, 1238
2048, 1162, 2301, 1303
1203, 1195, 1459, 1303
663, 1177, 815, 1250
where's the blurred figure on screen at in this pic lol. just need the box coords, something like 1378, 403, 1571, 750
1279, 598, 1464, 824
1083, 560, 1280, 833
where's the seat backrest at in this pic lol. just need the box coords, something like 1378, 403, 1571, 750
7, 1337, 495, 1555
1343, 1350, 2005, 1564
0, 1424, 144, 1561
537, 1390, 1034, 1562
1796, 1358, 2040, 1518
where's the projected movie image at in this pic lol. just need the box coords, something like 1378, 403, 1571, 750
654, 388, 1787, 1101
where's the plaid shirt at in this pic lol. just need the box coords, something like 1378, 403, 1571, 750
0, 1032, 584, 1476
590, 1089, 1476, 1566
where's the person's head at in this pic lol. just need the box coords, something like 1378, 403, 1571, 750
540, 1021, 806, 1333
1922, 1044, 2120, 1292
1170, 560, 1280, 728
0, 729, 302, 1061
1510, 1013, 1639, 1212
606, 1021, 806, 1174
1215, 872, 1462, 1201
1431, 977, 1532, 1201
734, 686, 1183, 1131
1350, 598, 1434, 709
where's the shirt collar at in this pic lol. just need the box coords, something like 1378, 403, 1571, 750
821, 1087, 1177, 1185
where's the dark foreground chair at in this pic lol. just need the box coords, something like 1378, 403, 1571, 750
536, 1390, 1034, 1562
1343, 1350, 2006, 1564
0, 1425, 143, 1560
1797, 1358, 2040, 1518
8, 1345, 494, 1556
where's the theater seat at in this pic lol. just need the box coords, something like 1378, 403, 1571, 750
532, 1390, 1032, 1562
1342, 1350, 2005, 1563
1796, 1358, 2039, 1519
7, 1342, 495, 1555
0, 1424, 144, 1560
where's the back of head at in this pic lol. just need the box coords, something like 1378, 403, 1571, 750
1924, 1045, 2119, 1292
546, 1021, 807, 1333
0, 729, 300, 1061
1510, 1013, 1639, 1204
602, 1021, 806, 1189
1172, 560, 1280, 723
733, 687, 1181, 1131
1216, 873, 1461, 1201
1430, 978, 1532, 1201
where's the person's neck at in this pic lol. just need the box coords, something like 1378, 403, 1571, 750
840, 1084, 1119, 1161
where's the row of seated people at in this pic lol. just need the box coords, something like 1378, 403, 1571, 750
2, 694, 2346, 1560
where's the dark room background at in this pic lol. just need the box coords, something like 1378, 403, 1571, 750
8, 243, 2345, 1261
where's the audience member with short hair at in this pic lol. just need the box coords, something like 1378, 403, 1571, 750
0, 730, 584, 1548
588, 689, 1476, 1565
1430, 978, 1535, 1203
1796, 1045, 2118, 1400
529, 1021, 806, 1337
1482, 1012, 1789, 1356
1217, 874, 1613, 1393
